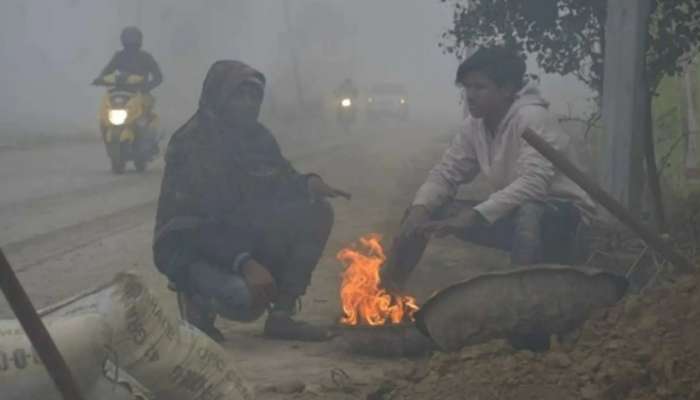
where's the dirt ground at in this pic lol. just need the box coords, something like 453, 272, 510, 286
380, 271, 700, 400
1, 118, 508, 399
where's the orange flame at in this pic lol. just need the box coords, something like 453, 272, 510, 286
337, 234, 419, 326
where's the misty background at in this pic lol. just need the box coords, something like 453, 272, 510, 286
0, 0, 592, 140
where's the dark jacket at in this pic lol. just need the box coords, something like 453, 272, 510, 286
100, 49, 163, 91
153, 60, 312, 285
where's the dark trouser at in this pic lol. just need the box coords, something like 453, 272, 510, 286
185, 200, 334, 322
386, 200, 583, 288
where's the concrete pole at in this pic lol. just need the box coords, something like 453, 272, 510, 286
602, 0, 653, 214
135, 0, 144, 27
283, 1, 306, 115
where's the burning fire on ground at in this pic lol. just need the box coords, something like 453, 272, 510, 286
337, 234, 419, 326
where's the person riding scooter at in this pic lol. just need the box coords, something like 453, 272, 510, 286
334, 78, 359, 131
335, 78, 359, 101
92, 27, 163, 173
94, 27, 163, 95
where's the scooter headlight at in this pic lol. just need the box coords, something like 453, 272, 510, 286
108, 109, 128, 126
341, 98, 352, 108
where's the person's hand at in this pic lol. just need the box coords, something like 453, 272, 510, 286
418, 208, 484, 238
398, 206, 431, 239
307, 175, 351, 202
240, 259, 277, 308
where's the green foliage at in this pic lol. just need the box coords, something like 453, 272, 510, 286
440, 0, 700, 93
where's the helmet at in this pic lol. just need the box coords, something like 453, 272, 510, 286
120, 26, 143, 49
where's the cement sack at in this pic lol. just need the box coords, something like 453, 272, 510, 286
45, 272, 256, 400
0, 315, 109, 400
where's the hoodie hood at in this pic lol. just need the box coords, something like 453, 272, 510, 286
502, 81, 549, 124
474, 81, 547, 135
198, 60, 266, 118
514, 81, 549, 108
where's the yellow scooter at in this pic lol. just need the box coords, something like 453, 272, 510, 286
93, 71, 159, 174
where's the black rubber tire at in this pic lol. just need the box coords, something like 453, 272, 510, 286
108, 142, 126, 174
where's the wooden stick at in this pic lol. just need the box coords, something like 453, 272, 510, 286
0, 248, 86, 400
522, 129, 693, 273
642, 84, 667, 232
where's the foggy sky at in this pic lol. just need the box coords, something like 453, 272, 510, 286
0, 0, 591, 138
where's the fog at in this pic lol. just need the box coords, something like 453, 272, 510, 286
0, 3, 619, 388
0, 0, 591, 139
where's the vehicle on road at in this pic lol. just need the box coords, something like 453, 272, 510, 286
336, 95, 358, 133
366, 83, 409, 121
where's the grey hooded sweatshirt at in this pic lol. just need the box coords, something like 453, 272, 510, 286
413, 84, 596, 223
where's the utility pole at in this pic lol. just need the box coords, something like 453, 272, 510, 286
283, 1, 306, 117
135, 0, 144, 27
602, 0, 653, 217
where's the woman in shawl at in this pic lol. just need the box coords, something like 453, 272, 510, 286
153, 60, 349, 342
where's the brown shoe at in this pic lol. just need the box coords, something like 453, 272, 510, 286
177, 291, 226, 343
264, 311, 333, 342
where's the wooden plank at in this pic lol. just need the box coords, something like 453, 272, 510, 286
0, 249, 86, 400
522, 129, 693, 273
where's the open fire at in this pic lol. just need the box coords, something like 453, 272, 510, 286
337, 234, 419, 326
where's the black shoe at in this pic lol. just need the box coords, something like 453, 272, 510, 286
198, 324, 226, 343
177, 291, 226, 343
264, 311, 333, 342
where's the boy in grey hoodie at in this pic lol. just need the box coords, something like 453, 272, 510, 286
382, 47, 596, 290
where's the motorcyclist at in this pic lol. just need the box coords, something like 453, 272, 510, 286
334, 78, 359, 101
334, 78, 359, 128
94, 27, 163, 93
93, 27, 162, 158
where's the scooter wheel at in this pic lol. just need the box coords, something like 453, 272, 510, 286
109, 142, 126, 174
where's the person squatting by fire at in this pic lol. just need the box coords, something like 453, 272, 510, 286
153, 60, 350, 343
380, 46, 595, 292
